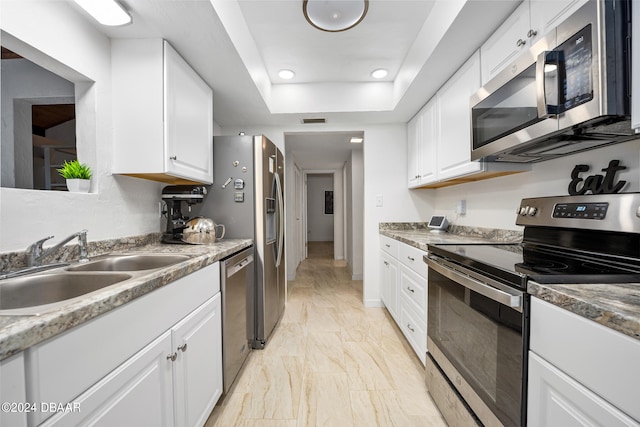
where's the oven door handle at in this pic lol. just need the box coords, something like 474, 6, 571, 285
426, 256, 523, 310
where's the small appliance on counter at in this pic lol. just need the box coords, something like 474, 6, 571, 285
428, 215, 448, 233
161, 185, 207, 244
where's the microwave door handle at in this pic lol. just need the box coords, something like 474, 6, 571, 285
536, 50, 563, 118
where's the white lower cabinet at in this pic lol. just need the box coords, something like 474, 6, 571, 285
41, 331, 175, 427
528, 352, 638, 427
379, 236, 427, 364
380, 251, 399, 322
0, 352, 28, 427
528, 297, 640, 426
25, 262, 222, 427
41, 294, 222, 427
172, 294, 223, 427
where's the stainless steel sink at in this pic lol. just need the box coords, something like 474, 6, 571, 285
66, 254, 190, 272
0, 273, 132, 311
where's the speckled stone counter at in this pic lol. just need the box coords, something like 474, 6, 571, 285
0, 238, 252, 361
379, 222, 522, 251
528, 282, 640, 341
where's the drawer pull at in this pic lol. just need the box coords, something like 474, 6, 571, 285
167, 352, 177, 362
385, 244, 391, 248
178, 343, 188, 352
407, 256, 415, 262
407, 286, 415, 293
407, 324, 415, 332
384, 261, 389, 266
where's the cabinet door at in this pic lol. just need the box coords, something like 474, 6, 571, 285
164, 41, 214, 184
41, 332, 174, 427
407, 113, 422, 188
172, 294, 223, 427
380, 252, 399, 321
480, 1, 530, 85
528, 0, 588, 45
1, 353, 27, 427
528, 352, 639, 427
419, 98, 438, 185
436, 51, 483, 181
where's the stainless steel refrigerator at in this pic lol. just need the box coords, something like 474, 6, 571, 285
198, 134, 285, 350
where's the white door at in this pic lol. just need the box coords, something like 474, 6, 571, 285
172, 295, 223, 427
295, 164, 305, 266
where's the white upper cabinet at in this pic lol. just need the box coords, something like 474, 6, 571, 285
480, 1, 531, 86
407, 98, 437, 188
480, 0, 588, 86
436, 51, 482, 181
407, 113, 422, 188
112, 39, 213, 185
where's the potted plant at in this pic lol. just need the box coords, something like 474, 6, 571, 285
57, 159, 92, 193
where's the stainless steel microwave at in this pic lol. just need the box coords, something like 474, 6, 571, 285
470, 0, 635, 163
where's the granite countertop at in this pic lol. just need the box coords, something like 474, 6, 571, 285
528, 282, 640, 341
0, 238, 252, 361
379, 222, 522, 251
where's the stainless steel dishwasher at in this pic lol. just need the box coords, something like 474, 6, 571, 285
220, 246, 254, 394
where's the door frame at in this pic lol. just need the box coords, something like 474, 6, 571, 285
303, 169, 341, 260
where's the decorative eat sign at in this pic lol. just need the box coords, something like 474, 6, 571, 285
568, 160, 627, 195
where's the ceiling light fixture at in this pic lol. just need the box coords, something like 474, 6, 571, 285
371, 68, 388, 79
73, 0, 132, 26
349, 137, 364, 144
303, 0, 369, 32
278, 69, 296, 80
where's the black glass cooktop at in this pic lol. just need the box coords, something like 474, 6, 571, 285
428, 243, 640, 288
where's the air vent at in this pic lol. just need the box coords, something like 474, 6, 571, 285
301, 118, 326, 124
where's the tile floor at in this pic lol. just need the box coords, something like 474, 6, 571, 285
205, 242, 446, 427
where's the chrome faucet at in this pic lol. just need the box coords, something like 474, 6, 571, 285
26, 230, 90, 267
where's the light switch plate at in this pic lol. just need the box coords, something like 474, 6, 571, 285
375, 195, 383, 207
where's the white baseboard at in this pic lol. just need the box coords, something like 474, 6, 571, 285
363, 299, 384, 308
351, 273, 363, 280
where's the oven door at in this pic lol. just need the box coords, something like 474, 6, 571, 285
426, 255, 528, 427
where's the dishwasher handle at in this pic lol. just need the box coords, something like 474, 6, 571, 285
226, 254, 254, 278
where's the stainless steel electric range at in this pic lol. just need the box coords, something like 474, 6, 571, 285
425, 194, 640, 427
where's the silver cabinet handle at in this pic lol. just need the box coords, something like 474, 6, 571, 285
385, 244, 391, 248
167, 352, 177, 362
407, 324, 415, 332
516, 39, 526, 47
169, 156, 177, 160
407, 256, 415, 262
384, 261, 389, 266
527, 29, 538, 38
178, 343, 187, 352
407, 286, 415, 293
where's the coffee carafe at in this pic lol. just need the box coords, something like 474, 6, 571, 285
161, 185, 207, 244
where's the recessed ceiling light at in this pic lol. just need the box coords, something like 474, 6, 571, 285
371, 69, 388, 79
303, 0, 368, 32
349, 137, 364, 144
73, 0, 132, 26
278, 69, 295, 80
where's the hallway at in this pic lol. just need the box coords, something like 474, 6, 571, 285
206, 242, 445, 426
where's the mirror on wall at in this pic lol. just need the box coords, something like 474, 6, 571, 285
1, 46, 77, 190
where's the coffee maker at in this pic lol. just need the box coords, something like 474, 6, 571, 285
161, 185, 207, 244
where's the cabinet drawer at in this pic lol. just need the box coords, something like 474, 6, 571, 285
399, 265, 427, 320
398, 243, 427, 277
380, 235, 399, 258
530, 297, 640, 421
399, 304, 426, 365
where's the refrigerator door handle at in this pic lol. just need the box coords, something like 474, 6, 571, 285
274, 171, 284, 268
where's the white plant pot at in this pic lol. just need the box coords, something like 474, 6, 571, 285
66, 179, 91, 193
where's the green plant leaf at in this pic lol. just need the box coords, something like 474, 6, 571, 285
57, 160, 92, 180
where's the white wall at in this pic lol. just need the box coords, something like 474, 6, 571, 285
307, 174, 334, 241
432, 139, 640, 230
345, 150, 364, 280
0, 1, 164, 251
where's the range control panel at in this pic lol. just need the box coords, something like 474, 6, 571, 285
552, 202, 608, 219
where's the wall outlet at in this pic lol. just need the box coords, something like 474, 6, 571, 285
375, 194, 383, 207
456, 199, 467, 215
